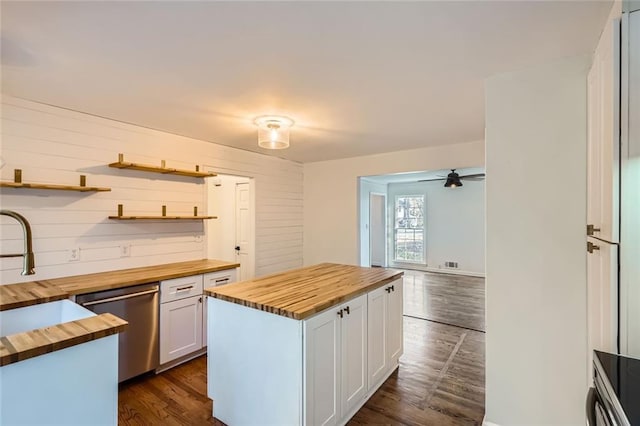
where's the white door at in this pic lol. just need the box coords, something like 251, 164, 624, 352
367, 286, 387, 389
235, 182, 252, 281
369, 194, 386, 267
340, 295, 367, 419
304, 306, 341, 426
160, 295, 203, 364
386, 279, 403, 363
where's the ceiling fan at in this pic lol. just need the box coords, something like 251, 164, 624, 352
418, 169, 485, 188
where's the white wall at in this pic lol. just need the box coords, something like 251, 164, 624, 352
304, 140, 484, 266
358, 179, 387, 267
0, 95, 303, 284
387, 179, 485, 275
485, 55, 589, 425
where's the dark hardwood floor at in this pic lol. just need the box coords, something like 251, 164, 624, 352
119, 271, 485, 425
402, 269, 485, 332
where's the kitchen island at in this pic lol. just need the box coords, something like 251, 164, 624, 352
205, 263, 404, 426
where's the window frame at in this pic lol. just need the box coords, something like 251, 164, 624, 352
392, 194, 426, 264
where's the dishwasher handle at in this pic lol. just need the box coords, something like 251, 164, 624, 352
81, 288, 158, 307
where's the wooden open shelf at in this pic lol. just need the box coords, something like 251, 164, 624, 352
108, 215, 216, 220
108, 204, 216, 221
0, 170, 111, 192
109, 154, 216, 178
1, 182, 111, 192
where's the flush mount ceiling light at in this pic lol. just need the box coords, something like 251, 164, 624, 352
444, 169, 463, 188
254, 115, 294, 150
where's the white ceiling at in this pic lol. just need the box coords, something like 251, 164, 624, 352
363, 167, 485, 184
1, 1, 611, 163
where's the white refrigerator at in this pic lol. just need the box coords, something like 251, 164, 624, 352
586, 1, 640, 363
619, 2, 640, 359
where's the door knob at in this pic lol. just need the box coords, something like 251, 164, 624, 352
587, 241, 600, 254
235, 246, 240, 251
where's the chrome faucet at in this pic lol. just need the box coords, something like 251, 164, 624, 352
0, 210, 35, 275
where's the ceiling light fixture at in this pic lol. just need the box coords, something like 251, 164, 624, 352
444, 169, 463, 188
254, 115, 294, 150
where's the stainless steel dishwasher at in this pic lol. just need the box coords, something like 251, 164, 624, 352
77, 283, 159, 382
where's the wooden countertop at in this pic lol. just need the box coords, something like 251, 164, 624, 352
10, 259, 239, 297
0, 312, 127, 366
0, 281, 69, 312
205, 263, 403, 320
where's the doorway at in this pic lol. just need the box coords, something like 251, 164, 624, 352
206, 174, 255, 280
369, 193, 387, 267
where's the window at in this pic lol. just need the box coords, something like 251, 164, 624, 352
394, 195, 425, 262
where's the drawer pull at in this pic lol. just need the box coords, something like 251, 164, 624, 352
215, 278, 229, 283
176, 285, 194, 292
337, 309, 344, 318
344, 306, 350, 315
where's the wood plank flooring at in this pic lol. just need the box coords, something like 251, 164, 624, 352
402, 269, 485, 332
119, 271, 485, 425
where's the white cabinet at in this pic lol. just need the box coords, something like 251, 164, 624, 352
587, 17, 620, 243
367, 279, 403, 391
202, 269, 238, 345
160, 295, 203, 364
386, 280, 403, 363
304, 303, 340, 426
340, 295, 367, 419
587, 238, 618, 359
304, 294, 368, 426
159, 268, 237, 366
367, 286, 387, 387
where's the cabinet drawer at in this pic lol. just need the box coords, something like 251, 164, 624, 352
203, 269, 237, 288
161, 275, 203, 304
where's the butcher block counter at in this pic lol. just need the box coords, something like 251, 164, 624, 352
206, 263, 404, 426
0, 259, 238, 365
47, 258, 239, 295
205, 262, 402, 319
0, 259, 240, 310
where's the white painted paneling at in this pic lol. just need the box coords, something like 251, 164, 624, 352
387, 179, 485, 275
485, 55, 589, 425
0, 95, 303, 283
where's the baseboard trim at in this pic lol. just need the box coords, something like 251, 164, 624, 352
392, 263, 485, 278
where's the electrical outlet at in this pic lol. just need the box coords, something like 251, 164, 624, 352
69, 247, 80, 262
120, 244, 131, 258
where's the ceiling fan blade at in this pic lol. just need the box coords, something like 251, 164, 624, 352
417, 177, 446, 182
460, 176, 485, 181
459, 173, 485, 179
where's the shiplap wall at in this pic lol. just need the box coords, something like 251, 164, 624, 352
0, 95, 303, 284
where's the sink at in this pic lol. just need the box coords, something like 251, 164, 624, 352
0, 299, 95, 336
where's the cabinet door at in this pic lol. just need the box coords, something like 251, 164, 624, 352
304, 305, 340, 426
367, 286, 387, 389
160, 295, 203, 364
340, 294, 367, 419
386, 279, 403, 363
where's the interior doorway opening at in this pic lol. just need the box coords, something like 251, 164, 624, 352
206, 174, 256, 281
